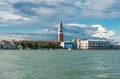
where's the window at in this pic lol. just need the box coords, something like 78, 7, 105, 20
89, 42, 91, 45
101, 43, 103, 45
96, 42, 98, 45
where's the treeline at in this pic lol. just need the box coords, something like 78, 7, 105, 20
17, 42, 62, 49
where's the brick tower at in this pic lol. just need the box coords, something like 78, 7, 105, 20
58, 19, 64, 42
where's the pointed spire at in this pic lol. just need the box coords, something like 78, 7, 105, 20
60, 19, 62, 26
58, 19, 63, 32
58, 19, 64, 42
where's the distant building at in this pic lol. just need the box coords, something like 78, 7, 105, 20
112, 45, 120, 49
61, 41, 77, 49
77, 39, 88, 49
0, 40, 16, 49
77, 39, 110, 49
58, 19, 64, 42
111, 42, 120, 49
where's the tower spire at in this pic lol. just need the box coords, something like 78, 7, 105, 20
58, 19, 64, 42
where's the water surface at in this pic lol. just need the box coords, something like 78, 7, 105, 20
0, 50, 120, 79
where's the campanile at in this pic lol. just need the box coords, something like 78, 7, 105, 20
58, 20, 64, 42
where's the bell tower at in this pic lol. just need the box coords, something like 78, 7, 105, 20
58, 19, 64, 42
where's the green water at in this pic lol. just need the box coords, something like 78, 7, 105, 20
0, 50, 120, 79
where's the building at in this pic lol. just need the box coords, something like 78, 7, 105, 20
77, 39, 110, 50
61, 41, 77, 49
112, 45, 120, 49
0, 40, 16, 49
58, 19, 64, 42
111, 42, 120, 49
77, 39, 88, 49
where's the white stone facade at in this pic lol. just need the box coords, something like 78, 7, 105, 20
77, 39, 110, 49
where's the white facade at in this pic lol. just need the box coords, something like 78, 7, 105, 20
61, 42, 65, 48
88, 40, 110, 49
77, 39, 110, 49
77, 39, 89, 49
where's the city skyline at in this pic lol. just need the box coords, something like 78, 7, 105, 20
0, 0, 120, 42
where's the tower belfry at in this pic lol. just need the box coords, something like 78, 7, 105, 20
58, 19, 64, 42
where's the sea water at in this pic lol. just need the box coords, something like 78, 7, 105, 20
0, 50, 120, 79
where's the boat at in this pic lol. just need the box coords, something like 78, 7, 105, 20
68, 48, 72, 50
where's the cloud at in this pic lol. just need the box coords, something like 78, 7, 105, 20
0, 34, 55, 40
32, 8, 55, 17
0, 29, 57, 40
65, 23, 116, 40
10, 29, 56, 35
36, 29, 56, 34
0, 35, 25, 40
74, 0, 120, 19
91, 25, 115, 39
0, 11, 29, 21
0, 0, 119, 41
0, 0, 119, 25
0, 1, 31, 25
66, 23, 87, 28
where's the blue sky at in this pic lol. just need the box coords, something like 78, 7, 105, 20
0, 0, 120, 42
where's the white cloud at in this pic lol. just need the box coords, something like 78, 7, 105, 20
66, 23, 87, 28
0, 11, 29, 21
91, 25, 115, 39
91, 25, 106, 33
92, 31, 115, 39
66, 23, 116, 39
36, 29, 56, 34
0, 35, 25, 40
32, 8, 55, 17
8, 0, 68, 4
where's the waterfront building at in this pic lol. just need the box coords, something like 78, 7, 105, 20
77, 39, 88, 49
58, 19, 64, 42
0, 40, 16, 49
61, 41, 77, 49
77, 39, 110, 49
112, 45, 120, 49
111, 42, 120, 49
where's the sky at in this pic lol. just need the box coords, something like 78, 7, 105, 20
0, 0, 120, 42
